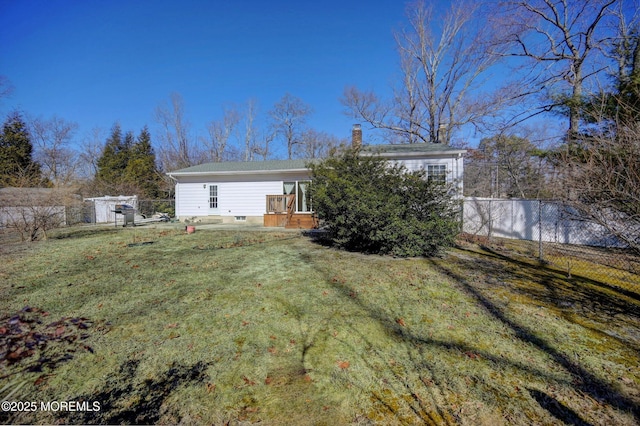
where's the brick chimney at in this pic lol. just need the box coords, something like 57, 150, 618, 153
352, 124, 362, 149
436, 124, 447, 144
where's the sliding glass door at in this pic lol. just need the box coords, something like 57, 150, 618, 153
283, 181, 312, 213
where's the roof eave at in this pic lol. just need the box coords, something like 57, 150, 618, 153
167, 167, 311, 178
362, 150, 466, 158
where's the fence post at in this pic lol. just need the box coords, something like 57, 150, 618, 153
488, 199, 493, 240
538, 200, 543, 262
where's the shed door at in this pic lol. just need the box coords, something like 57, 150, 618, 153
209, 185, 219, 213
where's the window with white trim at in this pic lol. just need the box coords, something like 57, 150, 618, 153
427, 165, 447, 184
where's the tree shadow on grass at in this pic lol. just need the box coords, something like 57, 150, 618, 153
426, 250, 640, 424
455, 245, 640, 352
331, 322, 461, 425
312, 258, 558, 424
310, 247, 639, 424
63, 358, 209, 425
528, 388, 593, 426
477, 244, 640, 304
324, 283, 603, 424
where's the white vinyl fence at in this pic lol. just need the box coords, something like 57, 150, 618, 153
0, 206, 67, 228
462, 198, 625, 248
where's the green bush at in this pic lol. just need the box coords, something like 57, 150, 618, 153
309, 149, 461, 257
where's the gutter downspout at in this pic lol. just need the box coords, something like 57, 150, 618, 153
166, 173, 179, 219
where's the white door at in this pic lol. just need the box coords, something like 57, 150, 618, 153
208, 185, 219, 214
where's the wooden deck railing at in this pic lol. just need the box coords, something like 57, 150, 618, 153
266, 194, 295, 214
285, 194, 296, 224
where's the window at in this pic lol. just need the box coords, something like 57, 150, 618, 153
427, 165, 447, 184
283, 181, 312, 213
297, 181, 312, 212
209, 185, 218, 209
235, 216, 246, 222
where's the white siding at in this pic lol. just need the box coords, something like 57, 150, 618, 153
174, 171, 311, 219
218, 181, 282, 216
393, 156, 464, 193
175, 183, 209, 217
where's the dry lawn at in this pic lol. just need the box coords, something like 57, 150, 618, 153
0, 225, 638, 425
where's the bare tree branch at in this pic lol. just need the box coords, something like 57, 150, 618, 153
29, 115, 79, 186
269, 93, 312, 159
155, 92, 196, 170
496, 0, 619, 135
203, 105, 241, 162
342, 0, 516, 144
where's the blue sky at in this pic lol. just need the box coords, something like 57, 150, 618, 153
0, 0, 409, 154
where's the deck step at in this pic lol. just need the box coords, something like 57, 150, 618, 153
264, 213, 316, 229
284, 214, 317, 229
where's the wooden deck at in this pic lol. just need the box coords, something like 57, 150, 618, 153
263, 213, 317, 229
264, 194, 317, 229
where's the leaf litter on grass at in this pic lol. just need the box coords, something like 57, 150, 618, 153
0, 306, 103, 377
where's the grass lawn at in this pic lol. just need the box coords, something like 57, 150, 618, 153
1, 226, 639, 425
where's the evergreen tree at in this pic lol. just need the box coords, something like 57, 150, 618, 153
0, 112, 45, 187
95, 124, 129, 185
310, 149, 460, 257
124, 126, 161, 198
93, 124, 165, 201
550, 32, 640, 254
614, 29, 640, 121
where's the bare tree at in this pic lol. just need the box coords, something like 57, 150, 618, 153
0, 76, 14, 103
546, 6, 640, 253
558, 109, 640, 253
77, 127, 105, 180
243, 99, 258, 161
269, 93, 312, 159
476, 133, 549, 198
605, 1, 640, 87
496, 0, 619, 136
252, 131, 275, 161
29, 115, 79, 186
343, 0, 511, 144
295, 129, 343, 159
155, 92, 195, 170
203, 105, 241, 162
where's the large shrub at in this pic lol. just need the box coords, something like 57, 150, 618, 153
309, 149, 461, 257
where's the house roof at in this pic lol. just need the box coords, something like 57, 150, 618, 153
361, 143, 466, 157
167, 143, 465, 177
0, 187, 82, 206
168, 159, 315, 176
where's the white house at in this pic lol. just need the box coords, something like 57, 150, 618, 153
167, 126, 465, 228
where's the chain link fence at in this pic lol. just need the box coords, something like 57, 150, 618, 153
137, 199, 175, 218
462, 198, 640, 288
64, 199, 175, 225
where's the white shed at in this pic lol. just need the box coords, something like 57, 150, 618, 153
84, 195, 138, 224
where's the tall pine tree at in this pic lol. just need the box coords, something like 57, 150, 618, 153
0, 112, 45, 187
94, 124, 162, 198
96, 123, 129, 186
124, 126, 161, 198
